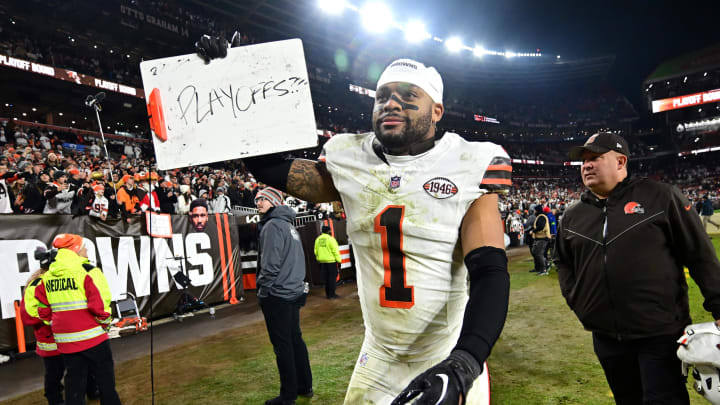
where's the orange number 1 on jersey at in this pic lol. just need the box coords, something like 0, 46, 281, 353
374, 205, 414, 308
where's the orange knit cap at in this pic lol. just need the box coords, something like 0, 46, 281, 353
52, 233, 84, 253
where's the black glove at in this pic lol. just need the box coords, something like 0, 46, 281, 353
195, 31, 244, 63
391, 350, 482, 405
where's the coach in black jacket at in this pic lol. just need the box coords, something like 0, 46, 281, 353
553, 132, 720, 405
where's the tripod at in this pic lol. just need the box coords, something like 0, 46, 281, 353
85, 92, 118, 201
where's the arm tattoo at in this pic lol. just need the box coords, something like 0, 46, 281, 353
287, 159, 340, 203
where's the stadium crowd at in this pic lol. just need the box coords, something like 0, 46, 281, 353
2, 119, 718, 232
0, 122, 349, 221
1, 1, 718, 227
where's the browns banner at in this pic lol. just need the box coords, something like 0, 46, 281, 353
0, 213, 242, 352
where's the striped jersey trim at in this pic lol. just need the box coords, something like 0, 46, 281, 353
481, 178, 512, 185
37, 341, 58, 351
54, 326, 105, 343
51, 300, 88, 312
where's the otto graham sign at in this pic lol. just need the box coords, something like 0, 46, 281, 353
0, 214, 243, 352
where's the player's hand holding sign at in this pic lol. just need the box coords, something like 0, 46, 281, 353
140, 32, 317, 169
194, 32, 243, 63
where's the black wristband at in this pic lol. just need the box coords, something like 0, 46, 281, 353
454, 246, 509, 365
449, 349, 482, 378
243, 154, 293, 192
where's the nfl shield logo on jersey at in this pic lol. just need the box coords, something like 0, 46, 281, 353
389, 175, 401, 190
359, 352, 369, 367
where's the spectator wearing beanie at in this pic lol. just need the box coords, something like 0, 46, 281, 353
17, 172, 45, 214
157, 181, 178, 214
210, 186, 231, 213
255, 187, 313, 403
43, 171, 76, 214
89, 184, 109, 221
116, 174, 140, 216
176, 184, 196, 215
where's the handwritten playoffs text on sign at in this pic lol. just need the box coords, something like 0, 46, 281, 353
139, 39, 318, 170
176, 76, 308, 124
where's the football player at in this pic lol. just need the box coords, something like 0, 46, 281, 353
197, 37, 511, 405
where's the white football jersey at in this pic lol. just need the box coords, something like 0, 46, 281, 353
322, 132, 511, 361
0, 179, 12, 214
89, 195, 109, 218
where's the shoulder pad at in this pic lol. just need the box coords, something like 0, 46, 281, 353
30, 278, 41, 287
82, 263, 95, 272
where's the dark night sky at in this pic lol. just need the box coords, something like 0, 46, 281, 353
367, 0, 720, 105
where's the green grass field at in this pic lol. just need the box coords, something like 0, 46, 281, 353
5, 235, 720, 404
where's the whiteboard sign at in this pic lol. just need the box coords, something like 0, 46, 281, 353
139, 39, 318, 170
145, 212, 173, 238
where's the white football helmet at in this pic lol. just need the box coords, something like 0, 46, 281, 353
677, 322, 720, 405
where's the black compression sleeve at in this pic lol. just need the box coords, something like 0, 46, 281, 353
454, 246, 510, 366
242, 154, 294, 192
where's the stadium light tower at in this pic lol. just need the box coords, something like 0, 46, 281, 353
362, 2, 393, 33
445, 37, 463, 53
405, 20, 429, 43
318, 0, 346, 14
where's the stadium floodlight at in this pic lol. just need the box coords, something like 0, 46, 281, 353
361, 2, 393, 33
318, 0, 346, 14
505, 51, 516, 58
405, 20, 429, 43
473, 46, 485, 57
556, 55, 561, 59
445, 37, 463, 53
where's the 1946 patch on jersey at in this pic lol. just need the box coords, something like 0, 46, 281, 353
423, 177, 458, 199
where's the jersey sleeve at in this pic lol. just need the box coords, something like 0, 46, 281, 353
34, 280, 52, 322
479, 145, 512, 194
21, 280, 43, 326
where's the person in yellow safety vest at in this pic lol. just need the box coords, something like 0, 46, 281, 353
35, 233, 122, 405
20, 247, 64, 405
314, 225, 342, 299
530, 205, 551, 275
51, 235, 113, 315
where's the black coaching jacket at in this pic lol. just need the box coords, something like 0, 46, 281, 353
553, 176, 720, 339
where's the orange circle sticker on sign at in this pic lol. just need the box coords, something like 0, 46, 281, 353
147, 88, 167, 142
